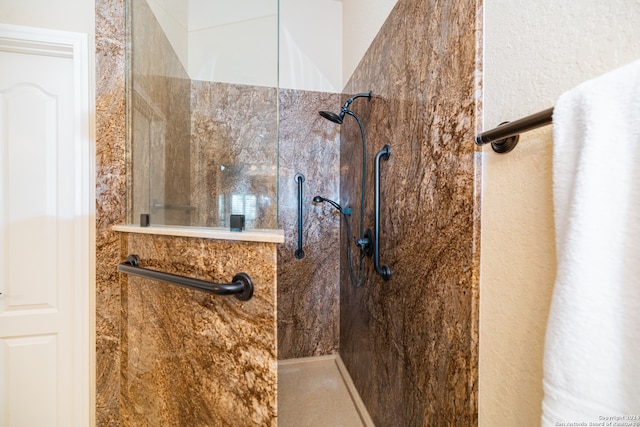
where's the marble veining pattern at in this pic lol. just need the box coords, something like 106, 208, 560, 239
97, 0, 481, 424
190, 81, 278, 229
277, 89, 342, 359
96, 0, 127, 424
96, 0, 280, 425
120, 234, 277, 426
339, 0, 481, 425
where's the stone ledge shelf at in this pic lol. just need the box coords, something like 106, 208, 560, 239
113, 224, 285, 243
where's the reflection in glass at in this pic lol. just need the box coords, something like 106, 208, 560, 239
128, 0, 279, 229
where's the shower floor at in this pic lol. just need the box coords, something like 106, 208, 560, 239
277, 355, 375, 427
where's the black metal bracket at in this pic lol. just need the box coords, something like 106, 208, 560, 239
488, 121, 519, 154
117, 255, 254, 301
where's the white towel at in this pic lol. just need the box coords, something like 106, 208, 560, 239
543, 59, 640, 426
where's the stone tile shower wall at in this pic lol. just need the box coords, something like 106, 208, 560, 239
97, 0, 481, 424
96, 0, 127, 423
96, 0, 279, 425
339, 0, 481, 425
120, 234, 277, 426
277, 89, 342, 359
190, 81, 278, 229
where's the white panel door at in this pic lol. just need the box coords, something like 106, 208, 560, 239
0, 25, 92, 427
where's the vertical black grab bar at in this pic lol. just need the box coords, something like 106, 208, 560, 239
374, 145, 391, 280
295, 173, 305, 259
117, 255, 254, 301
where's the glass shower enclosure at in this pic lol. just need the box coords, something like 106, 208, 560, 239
127, 0, 279, 230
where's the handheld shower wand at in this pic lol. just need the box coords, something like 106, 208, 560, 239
312, 196, 350, 215
317, 91, 373, 287
313, 195, 362, 287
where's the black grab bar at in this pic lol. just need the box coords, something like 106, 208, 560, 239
374, 145, 391, 280
295, 173, 305, 259
117, 255, 254, 301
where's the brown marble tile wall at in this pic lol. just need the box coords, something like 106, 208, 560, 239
339, 0, 481, 425
97, 1, 280, 425
130, 0, 191, 226
96, 0, 127, 424
277, 89, 342, 359
190, 81, 278, 229
120, 234, 277, 426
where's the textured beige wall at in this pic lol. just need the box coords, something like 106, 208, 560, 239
0, 0, 94, 34
342, 0, 397, 87
0, 0, 95, 119
480, 1, 640, 425
280, 0, 342, 92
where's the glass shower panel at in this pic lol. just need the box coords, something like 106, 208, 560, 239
128, 0, 279, 230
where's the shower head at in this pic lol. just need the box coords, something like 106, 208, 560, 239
313, 196, 349, 215
319, 110, 344, 124
318, 90, 372, 125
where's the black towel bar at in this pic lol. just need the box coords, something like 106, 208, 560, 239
117, 255, 254, 301
475, 107, 554, 153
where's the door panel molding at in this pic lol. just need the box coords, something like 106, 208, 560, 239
0, 23, 95, 427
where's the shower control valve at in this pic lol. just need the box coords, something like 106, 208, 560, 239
356, 237, 368, 248
356, 229, 374, 258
